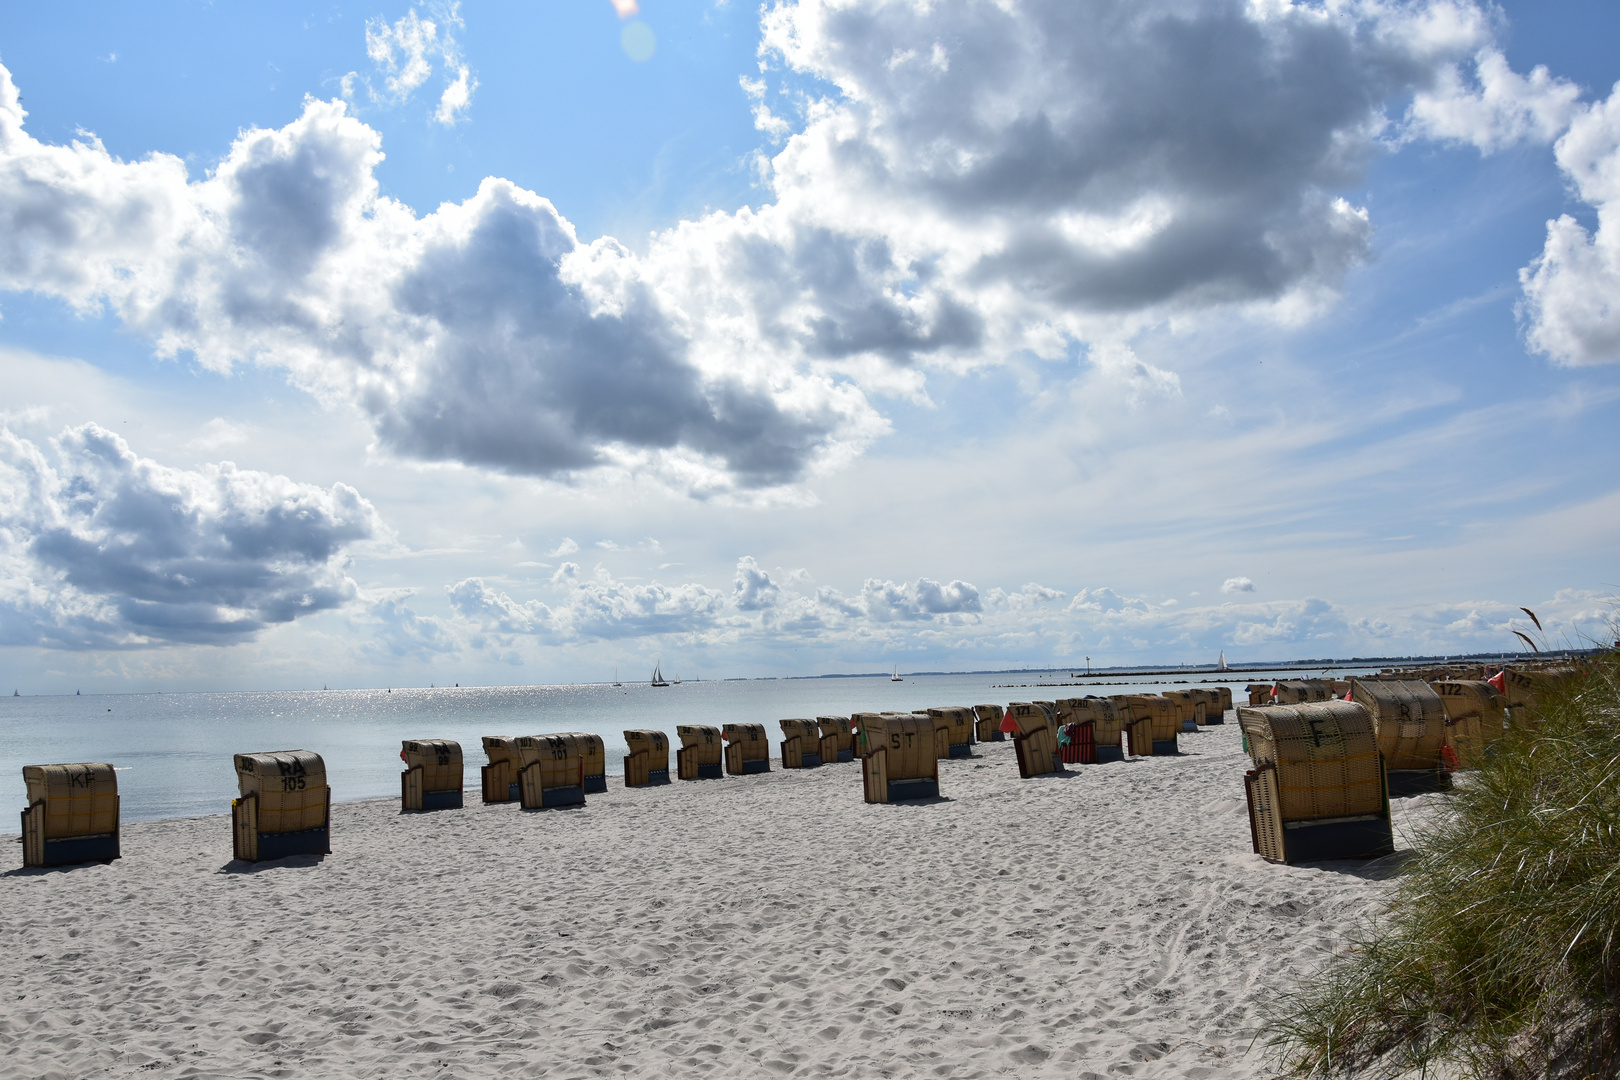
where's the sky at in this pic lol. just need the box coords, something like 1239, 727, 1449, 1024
0, 0, 1617, 692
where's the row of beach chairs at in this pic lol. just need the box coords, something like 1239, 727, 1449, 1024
1239, 667, 1574, 865
17, 688, 1238, 867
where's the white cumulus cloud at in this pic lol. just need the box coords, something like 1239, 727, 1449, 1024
1221, 576, 1256, 594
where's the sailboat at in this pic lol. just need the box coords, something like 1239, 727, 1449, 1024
651, 663, 670, 687
891, 665, 903, 682
1217, 650, 1229, 672
672, 673, 682, 685
612, 667, 622, 687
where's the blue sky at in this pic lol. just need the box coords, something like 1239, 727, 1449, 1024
0, 0, 1617, 691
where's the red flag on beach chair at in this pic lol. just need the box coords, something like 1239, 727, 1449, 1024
1487, 669, 1506, 694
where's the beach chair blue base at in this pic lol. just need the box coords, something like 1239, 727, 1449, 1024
697, 762, 723, 779
800, 753, 823, 768
741, 758, 769, 775
508, 781, 520, 801
837, 749, 853, 763
1205, 714, 1225, 725
646, 769, 670, 785
1386, 770, 1453, 798
419, 788, 463, 811
1152, 739, 1179, 755
38, 832, 120, 867
583, 773, 608, 794
948, 743, 972, 759
886, 777, 939, 802
1279, 816, 1394, 864
530, 785, 585, 809
1181, 720, 1199, 733
1096, 746, 1125, 764
255, 826, 329, 861
987, 731, 1006, 742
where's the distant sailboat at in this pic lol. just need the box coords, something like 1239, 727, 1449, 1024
613, 667, 622, 688
672, 673, 682, 685
891, 666, 903, 682
651, 663, 670, 687
1217, 650, 1229, 672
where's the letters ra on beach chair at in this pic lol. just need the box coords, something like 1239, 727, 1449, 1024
401, 740, 464, 812
723, 723, 772, 775
778, 718, 824, 769
1239, 700, 1394, 865
1161, 690, 1203, 732
623, 729, 671, 787
859, 713, 940, 803
1273, 679, 1333, 705
480, 736, 522, 803
20, 762, 120, 868
1005, 702, 1064, 777
972, 704, 1005, 742
676, 725, 723, 780
513, 735, 588, 809
1188, 687, 1228, 725
925, 707, 975, 759
232, 750, 330, 862
816, 715, 855, 763
1347, 678, 1453, 797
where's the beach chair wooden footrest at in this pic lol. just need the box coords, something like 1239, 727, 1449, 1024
1151, 739, 1179, 755
947, 743, 972, 760
34, 831, 120, 867
254, 826, 331, 861
1096, 746, 1124, 764
419, 789, 463, 811
1386, 769, 1453, 798
583, 774, 608, 794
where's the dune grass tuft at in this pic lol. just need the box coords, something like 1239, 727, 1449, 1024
1265, 654, 1620, 1078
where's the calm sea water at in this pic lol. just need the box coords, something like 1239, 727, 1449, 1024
0, 668, 1371, 824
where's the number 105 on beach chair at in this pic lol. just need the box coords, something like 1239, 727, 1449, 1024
20, 762, 121, 868
232, 750, 331, 862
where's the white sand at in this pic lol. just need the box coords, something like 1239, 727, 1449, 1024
0, 723, 1421, 1079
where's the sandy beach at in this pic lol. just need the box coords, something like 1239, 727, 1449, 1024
0, 721, 1430, 1079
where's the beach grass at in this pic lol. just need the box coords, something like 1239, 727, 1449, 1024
1264, 652, 1620, 1079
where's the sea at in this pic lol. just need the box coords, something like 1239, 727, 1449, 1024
0, 667, 1376, 824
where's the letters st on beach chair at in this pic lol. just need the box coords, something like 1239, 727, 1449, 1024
723, 723, 772, 775
676, 725, 723, 780
1240, 700, 1393, 865
623, 729, 672, 787
1431, 680, 1506, 769
925, 707, 975, 759
860, 713, 940, 803
21, 762, 120, 868
232, 750, 330, 862
1116, 695, 1178, 756
401, 740, 464, 812
1004, 702, 1063, 778
816, 715, 855, 763
779, 719, 824, 769
481, 736, 522, 803
1187, 688, 1225, 725
1347, 678, 1453, 797
514, 735, 588, 809
973, 704, 1005, 742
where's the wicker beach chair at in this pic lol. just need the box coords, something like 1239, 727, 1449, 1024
20, 762, 121, 868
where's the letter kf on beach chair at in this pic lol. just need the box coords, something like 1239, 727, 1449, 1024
972, 704, 1005, 742
723, 723, 772, 775
1239, 699, 1393, 864
20, 762, 120, 868
1347, 678, 1452, 797
859, 713, 939, 803
401, 740, 464, 811
924, 706, 975, 759
514, 735, 590, 808
779, 719, 824, 769
623, 730, 672, 787
1004, 702, 1063, 777
232, 750, 330, 862
481, 736, 522, 803
1430, 680, 1506, 769
816, 716, 855, 763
